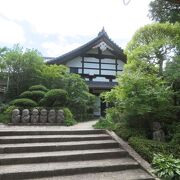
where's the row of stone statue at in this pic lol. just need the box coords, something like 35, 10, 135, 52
12, 109, 64, 124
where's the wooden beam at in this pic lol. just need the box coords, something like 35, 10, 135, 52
83, 53, 118, 60
82, 56, 84, 74
83, 61, 116, 65
78, 67, 123, 71
115, 59, 118, 76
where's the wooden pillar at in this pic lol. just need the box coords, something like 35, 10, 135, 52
115, 59, 118, 76
82, 56, 84, 74
99, 59, 101, 75
98, 48, 102, 75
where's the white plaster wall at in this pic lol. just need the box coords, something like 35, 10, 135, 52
101, 70, 116, 76
65, 56, 124, 78
117, 60, 124, 70
87, 48, 98, 54
101, 58, 115, 63
84, 63, 99, 68
84, 69, 99, 75
101, 64, 115, 69
66, 56, 82, 73
84, 57, 99, 62
66, 56, 82, 67
102, 49, 113, 55
93, 77, 109, 82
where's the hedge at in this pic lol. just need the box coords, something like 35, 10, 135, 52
63, 108, 76, 126
10, 98, 38, 108
40, 89, 68, 107
20, 91, 45, 102
29, 85, 48, 92
128, 136, 180, 163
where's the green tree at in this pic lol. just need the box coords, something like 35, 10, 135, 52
1, 45, 44, 98
165, 56, 180, 106
126, 23, 180, 76
40, 64, 67, 89
149, 0, 180, 23
103, 68, 173, 129
64, 73, 95, 120
0, 47, 8, 79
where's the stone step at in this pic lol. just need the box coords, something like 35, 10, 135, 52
0, 158, 140, 180
0, 140, 119, 153
0, 129, 105, 136
0, 148, 128, 165
31, 169, 155, 180
0, 134, 111, 144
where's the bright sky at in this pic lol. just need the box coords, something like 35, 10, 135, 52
0, 0, 152, 57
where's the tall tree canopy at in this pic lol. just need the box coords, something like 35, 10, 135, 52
1, 45, 44, 98
149, 0, 180, 23
126, 23, 180, 76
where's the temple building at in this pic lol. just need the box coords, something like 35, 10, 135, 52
48, 28, 127, 116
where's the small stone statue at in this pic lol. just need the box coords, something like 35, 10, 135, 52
153, 122, 165, 142
31, 109, 39, 123
40, 109, 47, 123
21, 109, 30, 123
48, 109, 56, 123
12, 109, 21, 123
57, 109, 64, 123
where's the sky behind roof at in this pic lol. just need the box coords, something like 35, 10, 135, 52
0, 0, 152, 57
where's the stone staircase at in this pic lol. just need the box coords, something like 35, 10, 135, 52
0, 129, 155, 180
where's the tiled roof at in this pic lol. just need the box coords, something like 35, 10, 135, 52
47, 28, 127, 64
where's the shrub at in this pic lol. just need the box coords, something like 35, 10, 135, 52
29, 85, 48, 92
10, 98, 37, 108
19, 91, 32, 99
152, 153, 180, 180
31, 91, 45, 102
93, 117, 117, 130
20, 90, 45, 100
171, 133, 180, 145
116, 124, 146, 141
0, 103, 8, 113
20, 91, 45, 102
128, 137, 180, 163
0, 113, 10, 123
63, 108, 76, 126
40, 89, 68, 107
0, 105, 16, 123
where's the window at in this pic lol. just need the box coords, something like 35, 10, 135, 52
70, 67, 78, 74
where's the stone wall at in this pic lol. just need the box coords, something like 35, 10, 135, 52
11, 108, 64, 124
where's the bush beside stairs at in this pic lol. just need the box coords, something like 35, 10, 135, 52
0, 129, 155, 180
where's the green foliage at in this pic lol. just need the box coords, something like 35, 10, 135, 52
126, 23, 180, 76
171, 133, 180, 145
149, 0, 180, 23
128, 137, 180, 163
63, 108, 76, 126
20, 90, 45, 102
39, 65, 67, 89
94, 118, 145, 140
0, 113, 10, 123
40, 89, 68, 107
10, 98, 37, 108
165, 57, 180, 106
1, 45, 44, 98
64, 73, 95, 121
29, 85, 48, 92
93, 117, 117, 130
103, 70, 173, 128
152, 153, 180, 180
0, 104, 13, 124
115, 123, 146, 141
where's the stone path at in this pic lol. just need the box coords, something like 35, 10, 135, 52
0, 120, 156, 180
0, 120, 98, 130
